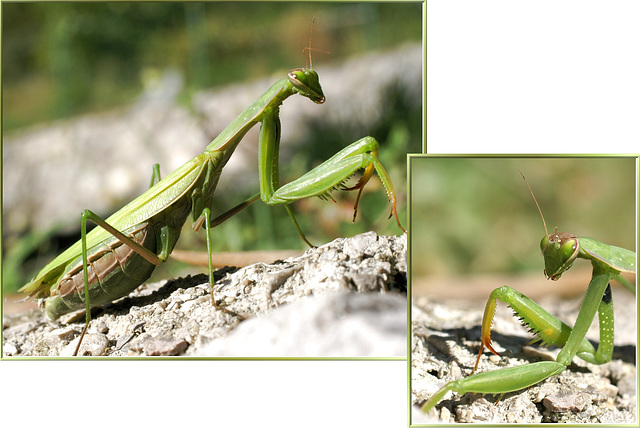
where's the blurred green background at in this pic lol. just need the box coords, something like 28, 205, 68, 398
410, 156, 637, 296
2, 2, 422, 295
3, 2, 422, 130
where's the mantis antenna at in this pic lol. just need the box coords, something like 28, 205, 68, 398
520, 171, 549, 238
302, 17, 330, 69
303, 17, 316, 69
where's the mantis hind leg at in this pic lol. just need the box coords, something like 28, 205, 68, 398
73, 209, 165, 356
421, 361, 566, 413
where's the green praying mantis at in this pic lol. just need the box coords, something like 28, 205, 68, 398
421, 173, 636, 415
18, 33, 405, 356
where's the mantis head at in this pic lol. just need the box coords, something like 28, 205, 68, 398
288, 68, 325, 104
540, 229, 580, 280
521, 171, 579, 281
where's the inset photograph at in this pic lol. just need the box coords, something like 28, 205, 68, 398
410, 156, 636, 424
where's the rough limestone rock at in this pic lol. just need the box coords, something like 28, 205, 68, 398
200, 292, 406, 357
411, 287, 636, 424
3, 232, 406, 357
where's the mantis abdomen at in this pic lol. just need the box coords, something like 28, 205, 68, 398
44, 196, 193, 320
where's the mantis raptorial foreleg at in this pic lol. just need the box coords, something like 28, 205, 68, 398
266, 136, 401, 229
420, 174, 635, 414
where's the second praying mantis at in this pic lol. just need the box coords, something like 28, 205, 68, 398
421, 172, 636, 414
19, 34, 405, 356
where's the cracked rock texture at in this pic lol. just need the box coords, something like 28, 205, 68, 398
3, 232, 406, 357
411, 286, 636, 424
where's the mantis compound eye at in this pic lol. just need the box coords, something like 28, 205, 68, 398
288, 68, 325, 104
540, 235, 549, 253
288, 69, 306, 84
560, 239, 578, 264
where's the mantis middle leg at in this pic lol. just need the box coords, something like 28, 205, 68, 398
209, 193, 315, 247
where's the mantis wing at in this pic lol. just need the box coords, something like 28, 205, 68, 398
19, 154, 209, 297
